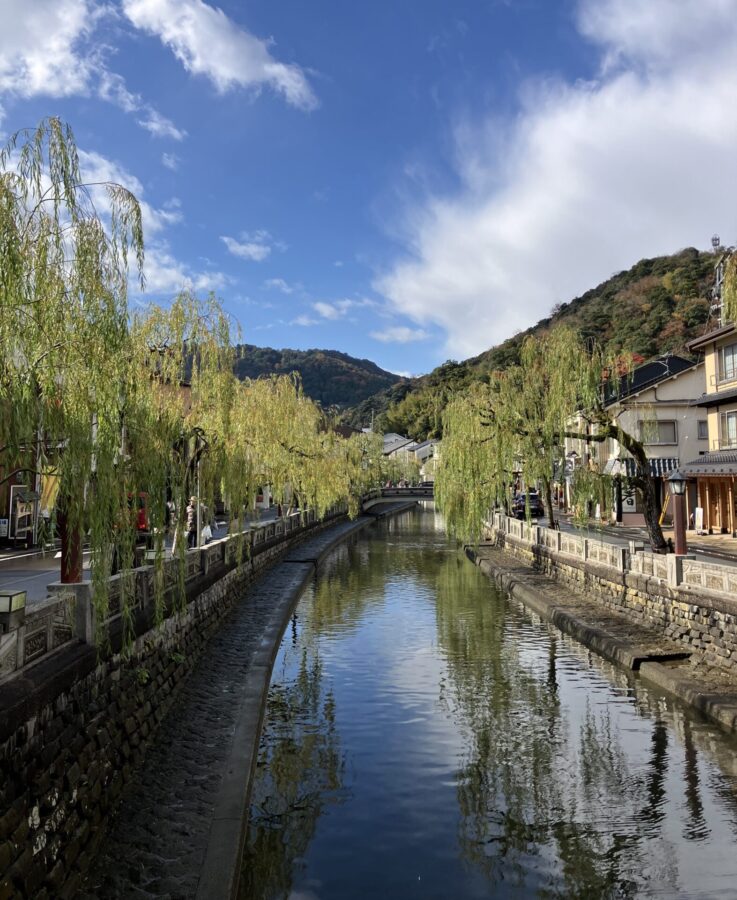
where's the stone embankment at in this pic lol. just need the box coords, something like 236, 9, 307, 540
0, 503, 413, 899
474, 514, 737, 734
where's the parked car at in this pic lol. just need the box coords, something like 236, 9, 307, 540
513, 491, 544, 519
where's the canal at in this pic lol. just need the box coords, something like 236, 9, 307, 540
241, 506, 737, 899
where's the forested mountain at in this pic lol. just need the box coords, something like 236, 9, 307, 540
233, 344, 403, 410
342, 247, 718, 438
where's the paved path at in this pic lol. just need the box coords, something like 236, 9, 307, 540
79, 518, 368, 899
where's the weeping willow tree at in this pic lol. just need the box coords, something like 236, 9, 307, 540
0, 118, 144, 588
436, 325, 668, 551
1, 118, 367, 649
347, 430, 384, 495
232, 373, 365, 519
113, 296, 368, 640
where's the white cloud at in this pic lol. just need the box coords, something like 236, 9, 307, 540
0, 0, 97, 98
0, 2, 185, 140
79, 150, 183, 236
221, 233, 272, 262
577, 0, 737, 72
162, 152, 180, 171
143, 244, 229, 294
378, 0, 737, 358
77, 149, 225, 295
291, 314, 318, 327
370, 326, 429, 344
122, 0, 317, 110
138, 108, 187, 141
312, 298, 376, 320
264, 277, 295, 293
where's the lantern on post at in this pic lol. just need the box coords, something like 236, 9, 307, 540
668, 470, 688, 555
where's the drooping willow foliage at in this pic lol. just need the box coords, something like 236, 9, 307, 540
437, 328, 598, 541
436, 325, 666, 550
0, 119, 369, 648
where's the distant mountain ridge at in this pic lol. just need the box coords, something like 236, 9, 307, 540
233, 344, 403, 409
341, 247, 719, 437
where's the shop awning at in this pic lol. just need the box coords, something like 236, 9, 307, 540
623, 457, 679, 478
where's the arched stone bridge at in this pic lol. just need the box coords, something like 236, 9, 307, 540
362, 485, 434, 511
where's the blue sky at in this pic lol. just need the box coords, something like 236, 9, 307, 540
2, 0, 736, 376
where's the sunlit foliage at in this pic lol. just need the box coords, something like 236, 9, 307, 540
437, 326, 667, 550
0, 119, 366, 647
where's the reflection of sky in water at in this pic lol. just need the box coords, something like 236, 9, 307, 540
243, 507, 737, 899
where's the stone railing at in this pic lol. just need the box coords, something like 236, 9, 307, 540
485, 511, 737, 676
560, 532, 585, 558
630, 551, 669, 581
0, 593, 76, 681
488, 512, 731, 592
681, 557, 737, 595
0, 505, 341, 684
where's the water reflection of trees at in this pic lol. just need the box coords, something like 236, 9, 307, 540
240, 648, 344, 900
303, 520, 450, 640
432, 552, 680, 896
242, 509, 735, 898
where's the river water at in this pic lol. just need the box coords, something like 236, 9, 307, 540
241, 506, 737, 899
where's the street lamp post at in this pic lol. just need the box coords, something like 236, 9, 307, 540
669, 470, 688, 555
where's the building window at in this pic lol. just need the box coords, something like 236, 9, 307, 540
639, 419, 677, 444
718, 342, 737, 383
720, 411, 737, 449
698, 420, 709, 440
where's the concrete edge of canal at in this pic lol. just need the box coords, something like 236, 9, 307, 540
195, 501, 419, 900
466, 544, 737, 737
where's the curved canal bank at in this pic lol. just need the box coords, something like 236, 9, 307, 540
79, 503, 415, 899
242, 506, 737, 898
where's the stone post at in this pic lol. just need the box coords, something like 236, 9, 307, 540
616, 546, 629, 572
666, 553, 695, 589
49, 581, 95, 643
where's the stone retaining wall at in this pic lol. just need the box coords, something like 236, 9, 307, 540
0, 512, 345, 899
488, 514, 737, 673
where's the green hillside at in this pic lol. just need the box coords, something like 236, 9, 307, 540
342, 247, 717, 438
233, 344, 403, 410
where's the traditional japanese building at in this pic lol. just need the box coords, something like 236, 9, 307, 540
683, 247, 737, 534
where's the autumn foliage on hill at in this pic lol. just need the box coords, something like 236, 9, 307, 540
345, 247, 716, 439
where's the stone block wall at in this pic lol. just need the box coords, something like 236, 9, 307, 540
490, 523, 737, 673
0, 518, 338, 899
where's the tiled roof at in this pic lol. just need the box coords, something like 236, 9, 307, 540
604, 354, 696, 405
693, 386, 737, 408
682, 449, 737, 475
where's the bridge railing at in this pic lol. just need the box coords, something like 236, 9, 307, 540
379, 486, 434, 498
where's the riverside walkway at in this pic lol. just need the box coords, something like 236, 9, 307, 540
79, 516, 376, 899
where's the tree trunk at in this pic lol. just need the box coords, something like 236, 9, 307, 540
58, 507, 82, 583
637, 475, 668, 552
542, 476, 557, 528
565, 421, 668, 552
